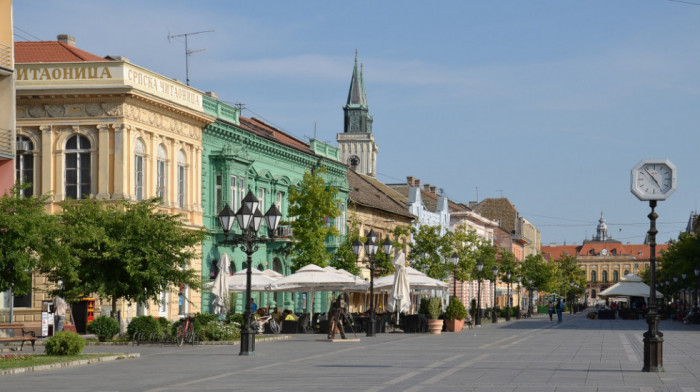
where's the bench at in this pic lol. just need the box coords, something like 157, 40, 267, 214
0, 323, 37, 351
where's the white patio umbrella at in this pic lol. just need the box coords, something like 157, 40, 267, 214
599, 274, 663, 299
373, 265, 449, 291
387, 253, 411, 325
261, 269, 283, 279
228, 268, 280, 292
266, 264, 366, 328
211, 253, 232, 315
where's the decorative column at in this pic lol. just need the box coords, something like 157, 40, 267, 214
112, 124, 129, 200
96, 124, 111, 199
39, 125, 54, 201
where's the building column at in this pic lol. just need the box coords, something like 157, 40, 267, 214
39, 125, 54, 201
96, 124, 111, 199
113, 124, 129, 200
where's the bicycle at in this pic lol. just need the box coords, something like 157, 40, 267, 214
176, 313, 197, 347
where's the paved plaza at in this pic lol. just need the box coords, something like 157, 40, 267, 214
1, 310, 699, 392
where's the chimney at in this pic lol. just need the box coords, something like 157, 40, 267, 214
205, 91, 219, 100
415, 179, 421, 188
430, 186, 437, 194
57, 34, 76, 47
424, 183, 431, 191
406, 176, 415, 187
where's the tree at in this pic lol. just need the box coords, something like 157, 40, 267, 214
0, 185, 67, 295
40, 198, 206, 314
520, 254, 557, 293
450, 225, 483, 283
658, 232, 700, 296
332, 216, 361, 276
409, 224, 453, 280
288, 166, 340, 270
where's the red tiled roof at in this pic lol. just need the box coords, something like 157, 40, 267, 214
238, 117, 311, 153
15, 41, 107, 63
542, 243, 670, 260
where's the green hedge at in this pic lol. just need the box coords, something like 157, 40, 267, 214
45, 331, 85, 355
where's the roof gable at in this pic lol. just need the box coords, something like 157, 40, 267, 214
15, 41, 107, 63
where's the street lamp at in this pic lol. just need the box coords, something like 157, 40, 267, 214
516, 275, 522, 319
694, 267, 699, 309
218, 190, 282, 356
352, 229, 392, 337
450, 252, 459, 299
491, 266, 498, 323
505, 271, 512, 322
475, 259, 484, 326
527, 278, 533, 317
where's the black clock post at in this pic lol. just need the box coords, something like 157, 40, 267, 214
642, 200, 663, 372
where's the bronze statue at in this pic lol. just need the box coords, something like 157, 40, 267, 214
328, 294, 351, 339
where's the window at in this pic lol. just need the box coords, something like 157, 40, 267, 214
65, 135, 91, 199
15, 136, 34, 198
159, 291, 168, 317
215, 174, 223, 214
276, 191, 282, 210
590, 270, 597, 283
230, 176, 238, 211
134, 139, 145, 201
602, 270, 608, 283
239, 178, 246, 208
257, 188, 265, 212
177, 150, 186, 208
178, 285, 188, 316
156, 145, 166, 202
591, 289, 597, 299
613, 270, 619, 283
337, 203, 346, 234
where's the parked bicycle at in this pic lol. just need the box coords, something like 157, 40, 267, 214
176, 313, 198, 347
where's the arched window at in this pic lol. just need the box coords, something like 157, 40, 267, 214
15, 136, 34, 198
613, 270, 619, 283
134, 139, 145, 201
177, 150, 186, 208
65, 135, 91, 199
590, 270, 597, 283
257, 264, 264, 272
602, 270, 608, 283
156, 144, 167, 202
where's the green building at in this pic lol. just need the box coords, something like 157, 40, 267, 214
200, 94, 350, 314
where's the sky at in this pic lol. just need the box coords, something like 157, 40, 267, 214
12, 0, 700, 246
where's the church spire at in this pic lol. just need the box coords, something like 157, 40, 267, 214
594, 211, 609, 241
344, 51, 373, 133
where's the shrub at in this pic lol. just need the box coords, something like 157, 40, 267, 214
45, 331, 85, 355
426, 297, 442, 319
445, 297, 467, 321
87, 316, 120, 342
587, 311, 598, 319
193, 312, 218, 331
227, 313, 244, 325
157, 317, 172, 335
469, 299, 477, 320
419, 297, 431, 316
127, 315, 162, 338
200, 323, 240, 341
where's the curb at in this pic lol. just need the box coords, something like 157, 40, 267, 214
0, 353, 140, 376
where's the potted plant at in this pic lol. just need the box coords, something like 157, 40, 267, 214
444, 297, 467, 332
426, 297, 443, 334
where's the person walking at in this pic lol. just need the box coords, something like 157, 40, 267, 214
53, 295, 68, 333
548, 300, 554, 321
556, 299, 563, 323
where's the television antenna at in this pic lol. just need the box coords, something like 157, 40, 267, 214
167, 30, 214, 85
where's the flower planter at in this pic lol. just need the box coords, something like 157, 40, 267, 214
445, 319, 464, 333
427, 319, 443, 334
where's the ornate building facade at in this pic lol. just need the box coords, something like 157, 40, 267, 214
201, 95, 350, 313
2, 35, 214, 327
541, 213, 669, 305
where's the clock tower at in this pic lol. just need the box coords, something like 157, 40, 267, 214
337, 51, 378, 177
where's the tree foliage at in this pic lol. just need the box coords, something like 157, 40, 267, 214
409, 224, 453, 280
332, 215, 361, 276
288, 166, 340, 270
519, 253, 557, 292
0, 185, 67, 295
40, 198, 206, 312
658, 232, 700, 296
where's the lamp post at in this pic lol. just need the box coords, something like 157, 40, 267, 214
516, 275, 522, 319
527, 278, 533, 317
569, 282, 575, 314
352, 229, 392, 337
450, 252, 459, 299
505, 271, 511, 321
682, 273, 687, 308
475, 259, 484, 326
491, 266, 498, 323
674, 276, 679, 305
218, 190, 282, 356
695, 267, 699, 309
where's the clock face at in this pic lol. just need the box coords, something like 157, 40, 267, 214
630, 159, 677, 201
601, 249, 608, 256
348, 155, 360, 167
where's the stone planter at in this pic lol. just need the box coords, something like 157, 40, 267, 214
428, 319, 443, 334
445, 319, 464, 333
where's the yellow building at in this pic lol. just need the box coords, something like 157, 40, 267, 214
3, 35, 214, 330
0, 0, 15, 194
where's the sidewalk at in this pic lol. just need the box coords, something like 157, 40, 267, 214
1, 310, 698, 391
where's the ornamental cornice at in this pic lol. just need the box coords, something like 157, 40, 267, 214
123, 101, 202, 141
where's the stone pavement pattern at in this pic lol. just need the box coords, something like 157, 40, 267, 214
1, 311, 698, 391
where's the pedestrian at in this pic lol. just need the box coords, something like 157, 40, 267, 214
53, 295, 68, 333
250, 298, 258, 313
556, 299, 563, 323
548, 300, 554, 321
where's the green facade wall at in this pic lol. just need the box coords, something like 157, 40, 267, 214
200, 95, 350, 314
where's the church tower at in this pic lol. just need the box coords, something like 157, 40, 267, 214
593, 212, 609, 241
337, 51, 378, 177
